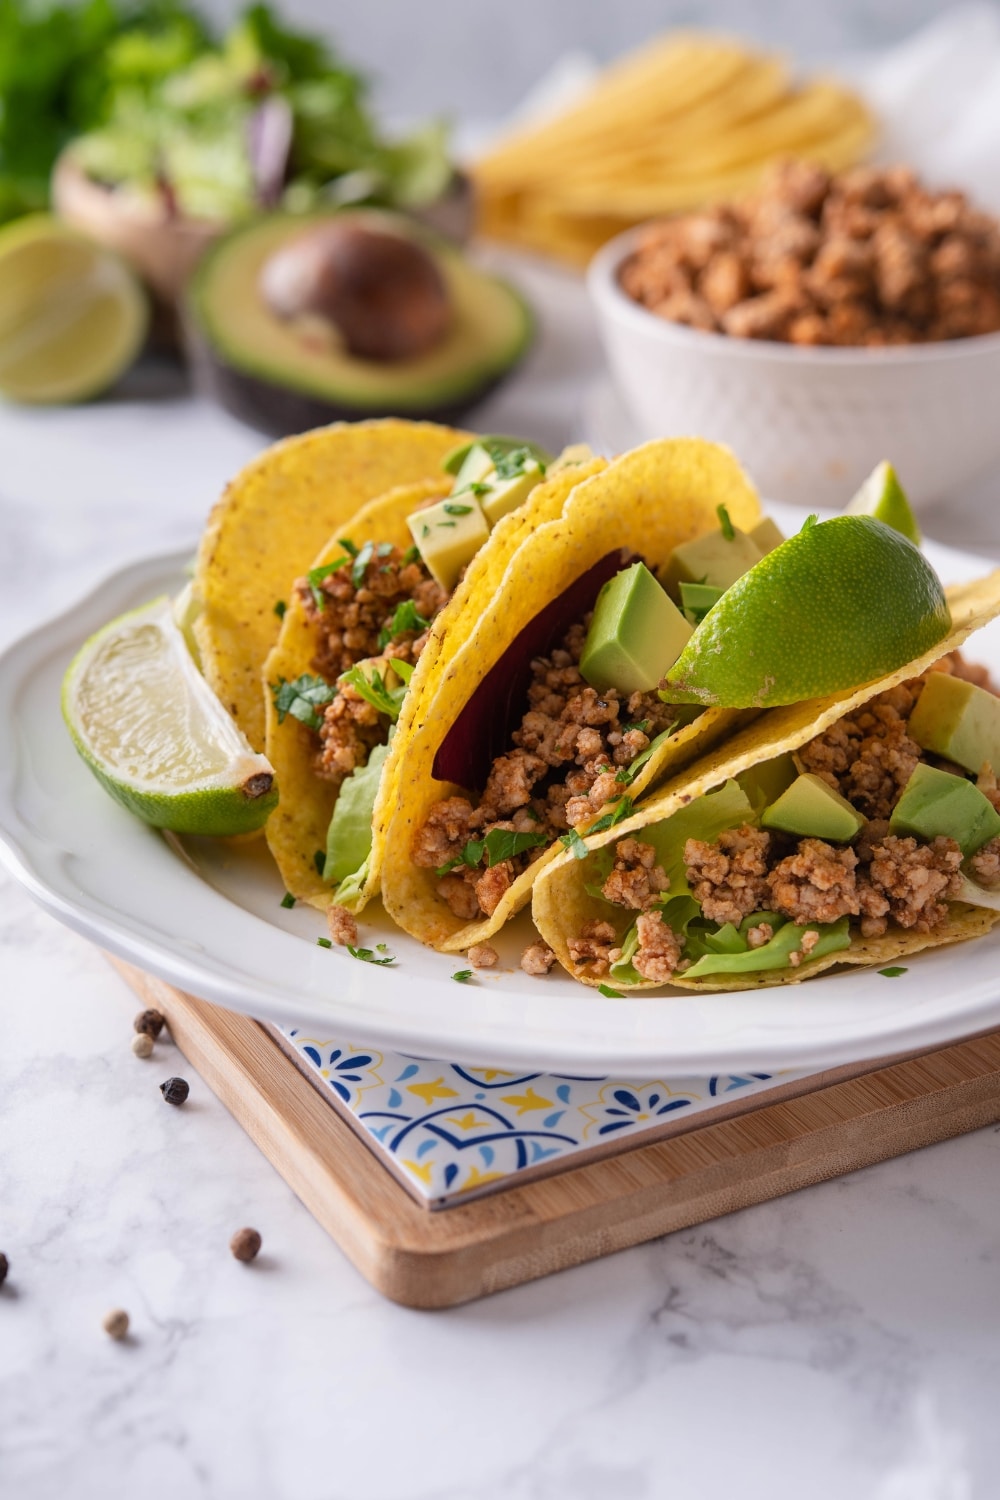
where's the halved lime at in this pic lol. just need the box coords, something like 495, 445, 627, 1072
660, 515, 951, 708
62, 597, 278, 835
847, 460, 921, 546
0, 215, 147, 404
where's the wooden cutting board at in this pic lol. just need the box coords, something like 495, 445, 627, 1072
110, 957, 1000, 1310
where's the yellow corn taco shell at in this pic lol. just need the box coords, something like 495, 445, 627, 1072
532, 570, 1000, 990
379, 438, 763, 953
265, 453, 610, 911
193, 418, 470, 752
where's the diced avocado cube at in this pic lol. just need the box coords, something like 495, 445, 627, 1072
761, 772, 866, 842
449, 442, 495, 492
907, 672, 1000, 777
662, 526, 764, 598
738, 753, 797, 814
580, 561, 692, 696
749, 516, 786, 554
407, 496, 490, 592
480, 461, 545, 527
679, 580, 724, 625
888, 762, 1000, 856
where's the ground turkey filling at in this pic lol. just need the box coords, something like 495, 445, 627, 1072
296, 544, 447, 793
569, 653, 1000, 983
410, 618, 679, 922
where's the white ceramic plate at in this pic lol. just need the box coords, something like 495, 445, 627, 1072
3, 520, 1000, 1075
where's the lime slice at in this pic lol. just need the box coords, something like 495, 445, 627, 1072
63, 597, 278, 835
847, 460, 921, 546
0, 215, 147, 404
660, 515, 951, 708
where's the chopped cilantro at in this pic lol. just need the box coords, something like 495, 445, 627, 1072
274, 600, 287, 619
313, 849, 326, 876
376, 542, 394, 557
436, 826, 548, 877
377, 599, 431, 650
443, 502, 473, 516
280, 892, 296, 909
717, 504, 735, 541
338, 538, 359, 556
879, 966, 908, 978
271, 674, 336, 732
317, 937, 332, 949
560, 827, 589, 860
586, 797, 635, 836
452, 969, 474, 983
615, 731, 675, 785
402, 545, 420, 565
421, 524, 430, 538
351, 540, 375, 588
598, 983, 624, 998
340, 663, 410, 721
306, 556, 350, 609
463, 481, 491, 496
347, 944, 396, 966
620, 719, 650, 734
437, 520, 457, 529
491, 444, 542, 480
801, 514, 818, 532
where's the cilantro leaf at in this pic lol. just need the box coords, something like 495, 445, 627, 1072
347, 944, 396, 966
271, 674, 336, 731
280, 892, 296, 909
598, 983, 624, 997
377, 599, 430, 650
313, 849, 326, 876
443, 502, 473, 516
879, 966, 908, 978
490, 444, 543, 480
436, 826, 548, 877
402, 545, 420, 565
274, 599, 287, 619
306, 556, 350, 609
615, 728, 677, 785
338, 538, 359, 556
351, 539, 375, 588
317, 937, 332, 948
717, 504, 735, 541
586, 797, 635, 836
339, 662, 410, 721
560, 827, 589, 860
452, 969, 474, 983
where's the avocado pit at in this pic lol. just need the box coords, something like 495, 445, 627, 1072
259, 220, 452, 361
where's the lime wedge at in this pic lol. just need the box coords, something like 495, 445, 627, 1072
847, 460, 921, 545
0, 215, 147, 404
660, 515, 951, 708
62, 597, 278, 835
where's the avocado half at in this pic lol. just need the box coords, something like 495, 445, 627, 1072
184, 211, 534, 437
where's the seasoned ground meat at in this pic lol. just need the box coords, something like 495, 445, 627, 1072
326, 904, 358, 947
468, 942, 499, 968
685, 823, 772, 925
746, 921, 774, 948
788, 928, 822, 968
601, 838, 670, 910
767, 839, 860, 925
799, 689, 921, 820
299, 543, 446, 683
567, 919, 622, 976
521, 941, 556, 976
865, 835, 963, 933
969, 836, 1000, 887
414, 613, 677, 923
632, 911, 683, 982
315, 677, 385, 788
437, 873, 481, 922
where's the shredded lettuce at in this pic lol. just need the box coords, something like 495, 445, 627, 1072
322, 738, 391, 898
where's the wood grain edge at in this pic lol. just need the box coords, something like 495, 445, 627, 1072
107, 958, 1000, 1310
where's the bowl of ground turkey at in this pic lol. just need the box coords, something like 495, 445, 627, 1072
587, 159, 1000, 511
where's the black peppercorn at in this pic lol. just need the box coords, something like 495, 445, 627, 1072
0, 1252, 8, 1287
134, 1008, 166, 1039
159, 1076, 190, 1106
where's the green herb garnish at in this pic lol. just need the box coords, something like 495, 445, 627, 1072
402, 545, 420, 566
377, 599, 431, 650
452, 969, 474, 983
560, 827, 589, 859
598, 983, 624, 998
340, 660, 412, 721
615, 728, 677, 785
317, 937, 332, 949
274, 600, 287, 619
351, 540, 375, 588
313, 849, 326, 876
338, 538, 359, 556
717, 504, 735, 541
586, 797, 635, 836
271, 674, 336, 731
879, 966, 908, 978
801, 514, 818, 532
347, 944, 396, 966
280, 892, 296, 909
436, 826, 548, 877
306, 557, 350, 608
443, 502, 473, 516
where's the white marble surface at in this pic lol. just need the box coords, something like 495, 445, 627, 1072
4, 256, 1000, 1500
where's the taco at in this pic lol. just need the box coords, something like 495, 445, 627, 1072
263, 436, 600, 911
379, 438, 772, 954
192, 418, 471, 753
531, 569, 1000, 990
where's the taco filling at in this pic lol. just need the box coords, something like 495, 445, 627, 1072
568, 652, 1000, 985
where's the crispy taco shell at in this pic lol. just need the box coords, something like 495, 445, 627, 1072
531, 570, 1000, 989
266, 455, 610, 910
193, 419, 470, 752
379, 438, 763, 952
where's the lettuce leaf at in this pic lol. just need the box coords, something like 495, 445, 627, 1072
682, 916, 851, 979
322, 737, 390, 896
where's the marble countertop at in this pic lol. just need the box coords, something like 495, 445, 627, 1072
3, 256, 1000, 1500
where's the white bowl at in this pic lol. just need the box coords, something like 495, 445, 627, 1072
588, 225, 1000, 511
